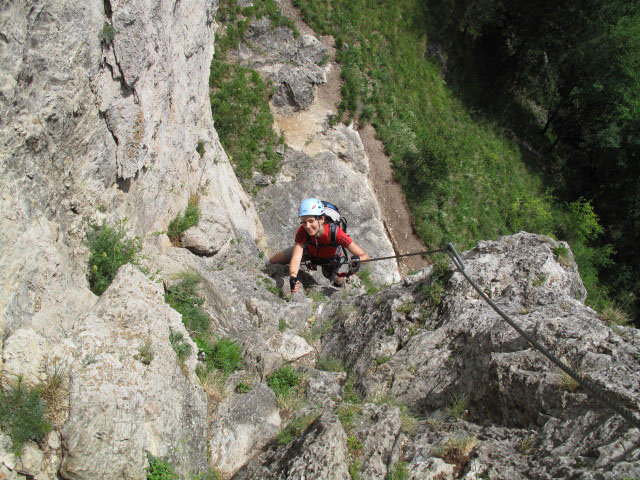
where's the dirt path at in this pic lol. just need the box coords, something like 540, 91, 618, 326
359, 125, 431, 274
274, 0, 430, 275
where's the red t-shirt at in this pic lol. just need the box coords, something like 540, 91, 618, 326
295, 223, 352, 259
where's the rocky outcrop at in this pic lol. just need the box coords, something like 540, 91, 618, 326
316, 233, 640, 479
231, 17, 327, 112
0, 0, 264, 344
59, 265, 208, 479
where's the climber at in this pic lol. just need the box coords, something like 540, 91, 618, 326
268, 198, 370, 293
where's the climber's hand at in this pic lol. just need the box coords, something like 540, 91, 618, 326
289, 276, 300, 294
350, 256, 361, 273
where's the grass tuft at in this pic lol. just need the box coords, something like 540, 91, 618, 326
167, 195, 201, 244
0, 376, 52, 457
267, 366, 301, 397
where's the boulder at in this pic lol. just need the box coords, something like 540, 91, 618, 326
209, 384, 281, 476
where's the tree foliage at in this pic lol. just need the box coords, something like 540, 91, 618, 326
422, 0, 640, 317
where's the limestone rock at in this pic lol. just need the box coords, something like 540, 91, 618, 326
317, 233, 640, 479
351, 403, 402, 480
1, 328, 48, 383
209, 384, 281, 476
231, 19, 327, 112
233, 412, 351, 479
268, 331, 314, 362
181, 218, 232, 257
303, 368, 346, 409
59, 265, 208, 480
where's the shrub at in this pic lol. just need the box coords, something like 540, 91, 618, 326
146, 453, 178, 480
267, 366, 300, 397
600, 304, 631, 327
235, 382, 252, 394
445, 393, 468, 419
386, 462, 409, 480
134, 339, 154, 365
87, 219, 141, 295
0, 377, 52, 457
167, 196, 201, 243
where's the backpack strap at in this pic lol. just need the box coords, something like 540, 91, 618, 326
329, 222, 337, 245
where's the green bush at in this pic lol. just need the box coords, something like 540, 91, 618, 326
0, 377, 52, 457
315, 356, 345, 372
165, 273, 211, 335
87, 219, 141, 295
267, 366, 300, 397
167, 196, 201, 243
146, 453, 179, 480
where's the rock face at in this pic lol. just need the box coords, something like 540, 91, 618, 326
0, 0, 263, 344
59, 266, 208, 480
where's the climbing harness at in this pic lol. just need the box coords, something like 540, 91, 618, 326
443, 243, 640, 429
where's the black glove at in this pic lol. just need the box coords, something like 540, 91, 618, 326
350, 256, 361, 273
289, 275, 300, 293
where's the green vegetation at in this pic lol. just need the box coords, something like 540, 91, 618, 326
99, 22, 115, 44
146, 453, 178, 480
343, 374, 363, 404
165, 272, 210, 334
277, 412, 319, 445
197, 337, 244, 376
134, 339, 154, 365
169, 330, 192, 363
445, 393, 468, 419
267, 366, 301, 397
87, 219, 141, 296
278, 318, 289, 331
196, 141, 206, 158
348, 460, 362, 479
385, 462, 409, 480
165, 272, 244, 377
293, 0, 627, 318
600, 305, 632, 327
337, 404, 362, 431
374, 356, 391, 365
235, 382, 252, 394
210, 0, 292, 180
316, 355, 346, 372
167, 196, 201, 243
357, 269, 380, 295
0, 377, 52, 457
